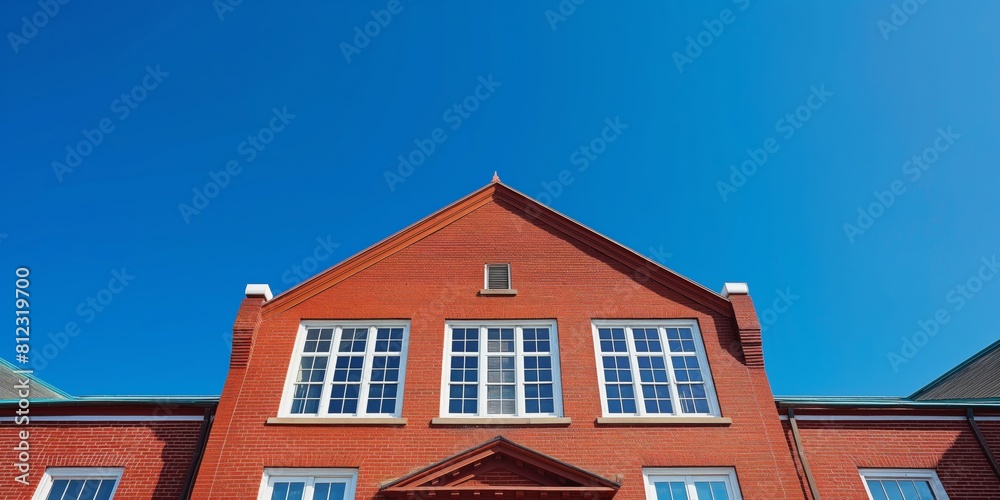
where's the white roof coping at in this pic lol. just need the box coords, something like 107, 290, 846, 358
245, 284, 273, 301
721, 282, 749, 297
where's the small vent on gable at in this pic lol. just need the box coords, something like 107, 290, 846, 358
485, 263, 511, 290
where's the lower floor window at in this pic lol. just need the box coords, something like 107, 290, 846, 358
643, 468, 741, 500
260, 468, 358, 500
860, 469, 948, 500
34, 467, 123, 500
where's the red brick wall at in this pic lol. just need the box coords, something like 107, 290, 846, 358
0, 418, 204, 499
192, 199, 803, 499
980, 420, 1000, 460
782, 416, 1000, 499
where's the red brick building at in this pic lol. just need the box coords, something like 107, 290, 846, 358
777, 338, 1000, 499
5, 180, 998, 499
0, 359, 214, 500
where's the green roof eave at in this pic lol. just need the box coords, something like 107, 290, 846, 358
775, 395, 1000, 409
0, 395, 218, 407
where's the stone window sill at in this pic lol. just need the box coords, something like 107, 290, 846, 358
478, 289, 518, 296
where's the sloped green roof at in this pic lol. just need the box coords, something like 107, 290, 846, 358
910, 338, 1000, 400
0, 357, 71, 400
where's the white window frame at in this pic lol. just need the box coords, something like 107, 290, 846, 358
439, 320, 563, 417
32, 467, 124, 500
278, 321, 410, 418
642, 467, 742, 500
859, 468, 949, 500
257, 468, 358, 500
591, 320, 721, 417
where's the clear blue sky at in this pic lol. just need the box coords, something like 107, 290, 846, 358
2, 2, 998, 398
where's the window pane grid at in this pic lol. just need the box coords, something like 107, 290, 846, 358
646, 471, 738, 500
287, 325, 406, 417
523, 350, 554, 414
445, 324, 560, 417
639, 356, 672, 414
448, 327, 480, 414
672, 356, 709, 414
313, 481, 347, 500
366, 348, 401, 414
270, 481, 306, 500
599, 328, 637, 414
46, 479, 118, 500
485, 328, 516, 415
597, 324, 716, 417
866, 479, 938, 500
291, 356, 327, 414
265, 474, 353, 500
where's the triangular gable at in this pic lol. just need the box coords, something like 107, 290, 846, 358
263, 180, 731, 319
380, 437, 619, 499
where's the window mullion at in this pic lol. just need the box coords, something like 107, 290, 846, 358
358, 326, 380, 416
696, 347, 719, 417
395, 326, 409, 417
318, 327, 341, 417
515, 326, 526, 416
305, 477, 315, 500
626, 327, 645, 417
685, 476, 698, 500
662, 328, 683, 416
443, 326, 453, 416
478, 329, 488, 416
549, 326, 563, 417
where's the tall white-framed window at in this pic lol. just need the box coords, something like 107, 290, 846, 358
32, 467, 123, 500
440, 321, 562, 417
859, 469, 949, 500
257, 468, 358, 500
592, 320, 720, 417
278, 322, 409, 418
642, 468, 742, 500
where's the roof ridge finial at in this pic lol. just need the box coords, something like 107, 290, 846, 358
492, 171, 500, 183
